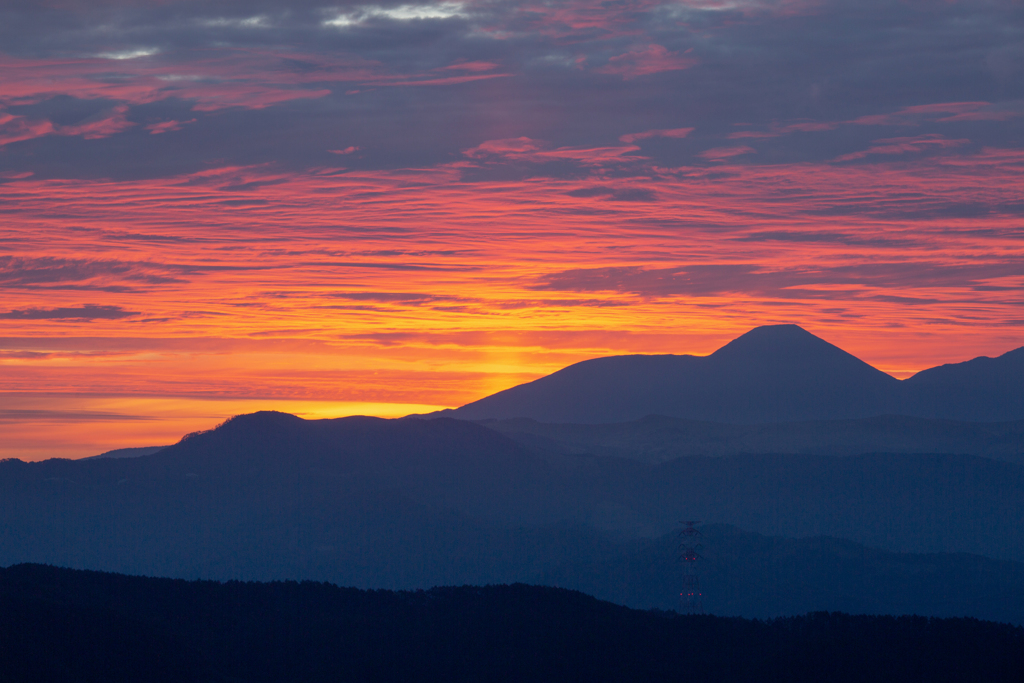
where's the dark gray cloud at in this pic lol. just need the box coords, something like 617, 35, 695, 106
808, 199, 1024, 220
0, 0, 1020, 182
0, 256, 270, 292
0, 256, 185, 289
0, 304, 140, 320
566, 186, 658, 201
734, 231, 919, 248
0, 409, 153, 422
534, 261, 1024, 298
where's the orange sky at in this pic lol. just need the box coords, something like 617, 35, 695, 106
3, 154, 1024, 459
2, 0, 1023, 459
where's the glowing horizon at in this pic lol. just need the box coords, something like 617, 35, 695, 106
2, 0, 1023, 459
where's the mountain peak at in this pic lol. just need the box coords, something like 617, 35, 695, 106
710, 324, 841, 361
444, 325, 1023, 424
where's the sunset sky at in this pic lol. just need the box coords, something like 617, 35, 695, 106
2, 0, 1023, 459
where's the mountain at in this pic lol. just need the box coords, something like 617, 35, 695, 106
446, 325, 900, 423
6, 411, 1024, 616
440, 324, 1024, 423
0, 413, 608, 588
5, 564, 1022, 683
903, 346, 1024, 421
483, 414, 1024, 464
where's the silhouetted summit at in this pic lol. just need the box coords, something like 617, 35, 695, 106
710, 324, 875, 371
444, 324, 1024, 423
448, 324, 900, 423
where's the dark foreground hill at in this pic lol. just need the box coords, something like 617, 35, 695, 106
442, 324, 1024, 423
2, 564, 1022, 683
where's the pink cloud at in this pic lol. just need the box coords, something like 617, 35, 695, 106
728, 120, 839, 139
937, 110, 1021, 122
834, 134, 970, 162
899, 102, 992, 116
145, 119, 197, 135
328, 146, 360, 155
503, 0, 666, 40
728, 130, 779, 139
596, 45, 698, 79
850, 102, 1020, 126
0, 114, 54, 147
462, 136, 641, 168
783, 121, 839, 132
463, 137, 544, 159
699, 145, 756, 161
0, 105, 136, 147
440, 61, 499, 72
361, 73, 511, 87
619, 127, 694, 143
60, 105, 135, 139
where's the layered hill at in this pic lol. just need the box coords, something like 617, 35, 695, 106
442, 324, 1024, 423
484, 414, 1024, 464
5, 411, 1024, 622
544, 524, 1024, 624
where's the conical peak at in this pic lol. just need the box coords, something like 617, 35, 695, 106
707, 324, 891, 378
711, 324, 833, 359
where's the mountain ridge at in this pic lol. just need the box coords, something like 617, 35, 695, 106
440, 324, 1024, 423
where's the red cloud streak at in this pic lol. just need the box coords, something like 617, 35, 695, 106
1, 147, 1023, 457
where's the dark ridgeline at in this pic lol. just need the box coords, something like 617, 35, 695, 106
82, 445, 168, 460
0, 414, 593, 589
902, 346, 1024, 421
2, 563, 1022, 683
442, 324, 1024, 423
4, 412, 1024, 622
482, 414, 1024, 463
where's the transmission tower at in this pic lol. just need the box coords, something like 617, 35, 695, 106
678, 520, 703, 614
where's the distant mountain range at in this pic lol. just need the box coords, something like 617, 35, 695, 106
484, 414, 1024, 464
441, 324, 1024, 423
5, 325, 1024, 623
5, 411, 1024, 621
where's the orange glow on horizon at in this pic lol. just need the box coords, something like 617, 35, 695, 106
2, 151, 1024, 459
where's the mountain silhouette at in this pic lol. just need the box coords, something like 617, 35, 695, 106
443, 324, 1024, 423
6, 412, 1024, 585
482, 414, 1024, 464
903, 346, 1024, 421
83, 445, 168, 460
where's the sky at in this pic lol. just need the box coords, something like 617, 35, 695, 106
1, 0, 1023, 459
